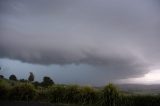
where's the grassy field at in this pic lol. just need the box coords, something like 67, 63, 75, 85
1, 78, 160, 106
0, 101, 87, 106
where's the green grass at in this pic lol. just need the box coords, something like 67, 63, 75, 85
1, 78, 160, 106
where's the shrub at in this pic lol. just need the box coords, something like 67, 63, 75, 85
9, 83, 36, 101
35, 87, 50, 102
100, 83, 120, 106
19, 79, 28, 83
0, 80, 10, 100
33, 81, 41, 88
48, 85, 65, 103
9, 74, 17, 81
0, 75, 4, 79
63, 85, 80, 103
41, 76, 54, 87
79, 86, 98, 105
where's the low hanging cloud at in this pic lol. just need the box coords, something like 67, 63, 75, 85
0, 0, 160, 81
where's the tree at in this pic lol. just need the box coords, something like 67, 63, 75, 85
41, 76, 54, 87
0, 75, 4, 79
9, 74, 17, 81
28, 72, 34, 82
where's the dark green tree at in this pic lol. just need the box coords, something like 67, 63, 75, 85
0, 75, 4, 79
28, 72, 34, 82
41, 76, 54, 87
9, 74, 17, 81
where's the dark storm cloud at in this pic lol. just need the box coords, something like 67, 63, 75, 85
0, 0, 160, 80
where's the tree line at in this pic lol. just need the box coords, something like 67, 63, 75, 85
0, 72, 54, 87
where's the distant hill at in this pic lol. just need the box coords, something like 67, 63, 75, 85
117, 84, 160, 95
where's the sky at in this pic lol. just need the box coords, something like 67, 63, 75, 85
0, 0, 160, 86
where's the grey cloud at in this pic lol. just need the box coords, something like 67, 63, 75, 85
0, 0, 160, 81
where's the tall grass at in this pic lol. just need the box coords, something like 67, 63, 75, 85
1, 79, 160, 106
9, 83, 36, 101
98, 84, 120, 106
48, 85, 66, 103
63, 85, 80, 104
0, 80, 10, 100
79, 86, 98, 105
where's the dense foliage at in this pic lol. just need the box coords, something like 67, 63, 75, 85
41, 76, 54, 87
9, 74, 17, 81
9, 83, 36, 101
28, 72, 34, 82
1, 79, 160, 106
100, 84, 120, 106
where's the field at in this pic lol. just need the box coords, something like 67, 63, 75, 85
1, 78, 160, 106
0, 101, 86, 106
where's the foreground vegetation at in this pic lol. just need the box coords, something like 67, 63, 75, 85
1, 78, 160, 106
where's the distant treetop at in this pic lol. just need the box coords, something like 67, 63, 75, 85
28, 72, 34, 82
9, 74, 17, 81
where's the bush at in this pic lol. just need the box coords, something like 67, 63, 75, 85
9, 74, 17, 81
19, 79, 28, 83
119, 95, 160, 106
35, 87, 50, 102
63, 85, 80, 103
9, 83, 36, 101
79, 86, 98, 105
100, 83, 120, 106
33, 81, 41, 88
0, 75, 4, 79
0, 80, 10, 100
41, 76, 54, 87
48, 85, 66, 103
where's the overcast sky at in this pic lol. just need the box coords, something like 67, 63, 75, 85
0, 0, 160, 86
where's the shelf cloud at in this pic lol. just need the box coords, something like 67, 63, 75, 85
0, 0, 160, 84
